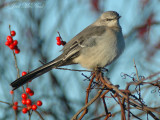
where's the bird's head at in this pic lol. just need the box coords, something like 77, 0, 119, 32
96, 11, 121, 27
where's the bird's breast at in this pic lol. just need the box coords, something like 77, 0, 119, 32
73, 29, 124, 69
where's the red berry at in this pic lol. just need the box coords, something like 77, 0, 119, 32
36, 100, 42, 106
5, 41, 10, 46
21, 93, 27, 99
11, 31, 16, 36
57, 41, 62, 46
13, 40, 18, 46
14, 48, 20, 54
29, 91, 34, 96
10, 90, 14, 95
14, 101, 18, 105
7, 36, 13, 43
27, 105, 32, 110
12, 105, 18, 110
32, 105, 37, 110
26, 99, 32, 105
9, 44, 15, 50
22, 71, 27, 76
22, 108, 28, 114
22, 99, 26, 105
26, 88, 31, 94
56, 36, 61, 41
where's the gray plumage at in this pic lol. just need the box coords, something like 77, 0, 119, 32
10, 11, 125, 90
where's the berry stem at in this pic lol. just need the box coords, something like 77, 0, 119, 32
12, 51, 20, 78
12, 51, 25, 93
34, 110, 44, 120
57, 31, 63, 41
0, 100, 12, 105
12, 90, 14, 104
14, 110, 17, 120
9, 25, 11, 34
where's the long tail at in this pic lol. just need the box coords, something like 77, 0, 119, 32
10, 55, 64, 90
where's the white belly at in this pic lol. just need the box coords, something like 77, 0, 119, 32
73, 31, 124, 69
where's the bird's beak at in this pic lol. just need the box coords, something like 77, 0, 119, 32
118, 16, 121, 19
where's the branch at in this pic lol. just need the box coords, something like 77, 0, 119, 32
71, 86, 105, 120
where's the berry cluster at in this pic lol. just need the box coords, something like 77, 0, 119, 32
56, 36, 66, 46
12, 101, 18, 111
5, 30, 20, 54
11, 71, 43, 114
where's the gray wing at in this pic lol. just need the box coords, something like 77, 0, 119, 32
61, 25, 106, 62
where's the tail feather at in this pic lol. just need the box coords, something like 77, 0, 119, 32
10, 57, 63, 90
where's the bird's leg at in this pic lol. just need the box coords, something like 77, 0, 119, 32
95, 66, 102, 72
94, 66, 102, 79
102, 68, 109, 73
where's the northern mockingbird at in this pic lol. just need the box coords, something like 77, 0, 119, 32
10, 11, 125, 90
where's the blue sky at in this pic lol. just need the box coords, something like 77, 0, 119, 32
0, 0, 160, 119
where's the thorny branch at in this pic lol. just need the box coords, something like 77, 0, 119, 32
124, 21, 160, 38
72, 67, 160, 120
71, 85, 105, 120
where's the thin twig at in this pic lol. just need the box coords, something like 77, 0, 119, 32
10, 25, 25, 93
117, 95, 126, 120
100, 90, 110, 118
14, 110, 17, 120
0, 100, 12, 105
124, 21, 160, 38
78, 73, 95, 120
34, 110, 44, 120
127, 93, 130, 120
71, 86, 105, 120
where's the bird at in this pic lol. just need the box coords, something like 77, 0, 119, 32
10, 11, 125, 90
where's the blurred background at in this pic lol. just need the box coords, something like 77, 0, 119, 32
0, 0, 160, 120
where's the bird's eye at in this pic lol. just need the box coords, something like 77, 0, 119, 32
106, 18, 112, 21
